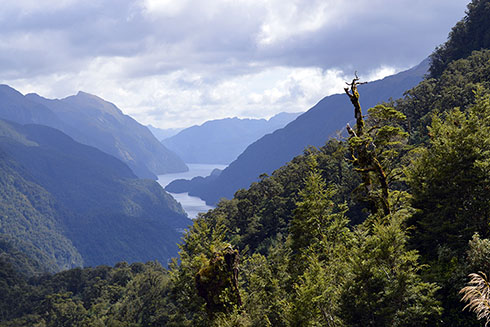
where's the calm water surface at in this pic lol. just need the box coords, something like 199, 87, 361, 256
157, 163, 227, 219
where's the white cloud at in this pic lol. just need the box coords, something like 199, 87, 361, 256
0, 0, 469, 129
142, 0, 190, 18
257, 0, 330, 45
363, 66, 398, 82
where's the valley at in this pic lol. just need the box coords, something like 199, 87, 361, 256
157, 163, 227, 218
1, 0, 488, 326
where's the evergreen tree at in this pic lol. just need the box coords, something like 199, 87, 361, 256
286, 157, 351, 326
110, 263, 171, 326
240, 243, 291, 327
338, 79, 441, 326
290, 252, 346, 327
408, 90, 490, 259
288, 156, 349, 276
168, 218, 241, 326
430, 0, 490, 78
339, 213, 441, 327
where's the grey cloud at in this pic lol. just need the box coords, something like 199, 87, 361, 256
0, 1, 152, 77
255, 1, 469, 72
0, 0, 471, 129
0, 0, 469, 80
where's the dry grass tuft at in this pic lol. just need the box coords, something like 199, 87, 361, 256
460, 272, 490, 326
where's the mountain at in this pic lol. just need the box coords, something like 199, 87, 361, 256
147, 124, 183, 141
3, 2, 490, 325
162, 112, 302, 164
0, 85, 188, 179
26, 91, 189, 179
0, 119, 191, 272
0, 132, 83, 275
167, 59, 429, 204
0, 85, 64, 128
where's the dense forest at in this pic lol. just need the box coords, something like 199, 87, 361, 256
0, 119, 191, 273
2, 0, 490, 326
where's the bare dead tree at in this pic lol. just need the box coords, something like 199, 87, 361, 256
344, 74, 390, 216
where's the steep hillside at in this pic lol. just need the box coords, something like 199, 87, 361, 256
162, 112, 301, 164
3, 1, 490, 326
429, 0, 490, 77
0, 85, 188, 179
26, 91, 188, 178
0, 119, 191, 270
169, 59, 428, 204
0, 141, 83, 274
0, 86, 63, 128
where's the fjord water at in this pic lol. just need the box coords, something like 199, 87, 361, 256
157, 163, 227, 218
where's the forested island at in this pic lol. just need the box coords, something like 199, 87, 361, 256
1, 0, 490, 326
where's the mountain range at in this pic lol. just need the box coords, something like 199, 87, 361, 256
2, 1, 489, 324
0, 86, 188, 179
161, 112, 302, 164
166, 58, 429, 204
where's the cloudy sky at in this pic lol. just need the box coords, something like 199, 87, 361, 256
1, 0, 469, 128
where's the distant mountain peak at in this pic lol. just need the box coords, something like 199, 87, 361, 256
61, 91, 123, 116
0, 84, 24, 97
75, 90, 97, 98
74, 91, 108, 102
1, 85, 188, 178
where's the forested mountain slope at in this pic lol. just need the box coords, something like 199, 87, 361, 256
429, 0, 490, 77
0, 138, 83, 274
0, 119, 191, 271
164, 49, 490, 327
2, 1, 490, 326
169, 59, 428, 204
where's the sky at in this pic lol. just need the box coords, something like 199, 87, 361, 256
0, 0, 469, 129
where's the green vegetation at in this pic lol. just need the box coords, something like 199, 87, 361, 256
0, 148, 83, 274
0, 120, 190, 274
2, 0, 490, 325
429, 0, 490, 78
167, 43, 428, 206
